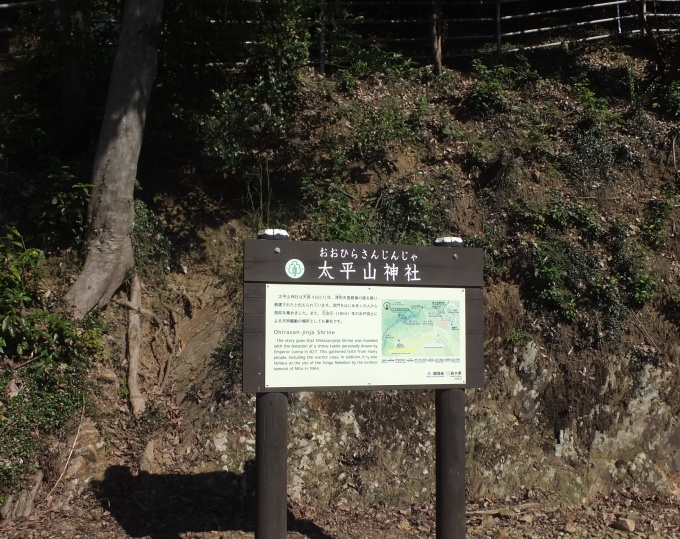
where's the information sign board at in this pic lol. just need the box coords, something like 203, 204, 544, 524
266, 283, 466, 388
243, 239, 483, 392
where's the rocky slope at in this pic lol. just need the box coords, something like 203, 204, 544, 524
2, 39, 680, 537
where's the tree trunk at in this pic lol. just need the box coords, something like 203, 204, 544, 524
127, 274, 145, 416
431, 0, 442, 76
64, 0, 164, 319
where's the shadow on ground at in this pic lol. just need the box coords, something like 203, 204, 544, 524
92, 464, 333, 539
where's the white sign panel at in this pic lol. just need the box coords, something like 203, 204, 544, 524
265, 284, 466, 388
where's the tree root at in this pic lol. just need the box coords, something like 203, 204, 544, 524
112, 298, 162, 325
158, 309, 181, 391
127, 274, 145, 416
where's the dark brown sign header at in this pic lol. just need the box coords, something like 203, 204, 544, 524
243, 239, 483, 287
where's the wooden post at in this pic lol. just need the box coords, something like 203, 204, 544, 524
256, 392, 288, 539
434, 236, 466, 539
631, 0, 664, 73
319, 0, 326, 75
436, 388, 466, 539
256, 229, 289, 539
432, 0, 442, 76
495, 0, 502, 53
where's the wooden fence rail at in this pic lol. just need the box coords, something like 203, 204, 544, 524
2, 1, 680, 62
218, 0, 680, 68
337, 0, 680, 58
314, 0, 679, 64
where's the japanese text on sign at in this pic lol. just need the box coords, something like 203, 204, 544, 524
316, 247, 421, 282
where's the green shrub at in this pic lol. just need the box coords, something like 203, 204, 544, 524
465, 56, 538, 117
506, 197, 657, 331
0, 92, 47, 165
573, 73, 615, 121
373, 182, 442, 245
176, 0, 312, 183
466, 79, 507, 116
132, 199, 172, 281
347, 48, 417, 81
301, 177, 377, 243
559, 124, 636, 186
641, 194, 675, 250
186, 87, 284, 181
28, 161, 91, 250
510, 193, 603, 238
336, 69, 359, 95
244, 0, 311, 115
407, 93, 433, 137
350, 99, 416, 165
473, 55, 538, 88
302, 175, 443, 246
517, 237, 582, 323
434, 122, 497, 169
608, 240, 657, 310
651, 79, 680, 119
465, 232, 511, 283
0, 228, 102, 492
505, 328, 532, 347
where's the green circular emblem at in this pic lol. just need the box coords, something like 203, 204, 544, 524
285, 259, 304, 279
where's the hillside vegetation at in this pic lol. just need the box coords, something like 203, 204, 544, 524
1, 7, 679, 536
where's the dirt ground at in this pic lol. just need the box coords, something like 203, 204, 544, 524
2, 485, 679, 539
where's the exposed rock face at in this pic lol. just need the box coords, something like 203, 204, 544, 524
465, 339, 679, 504
197, 342, 678, 510
47, 417, 110, 511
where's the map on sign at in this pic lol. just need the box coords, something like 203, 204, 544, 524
382, 299, 462, 358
